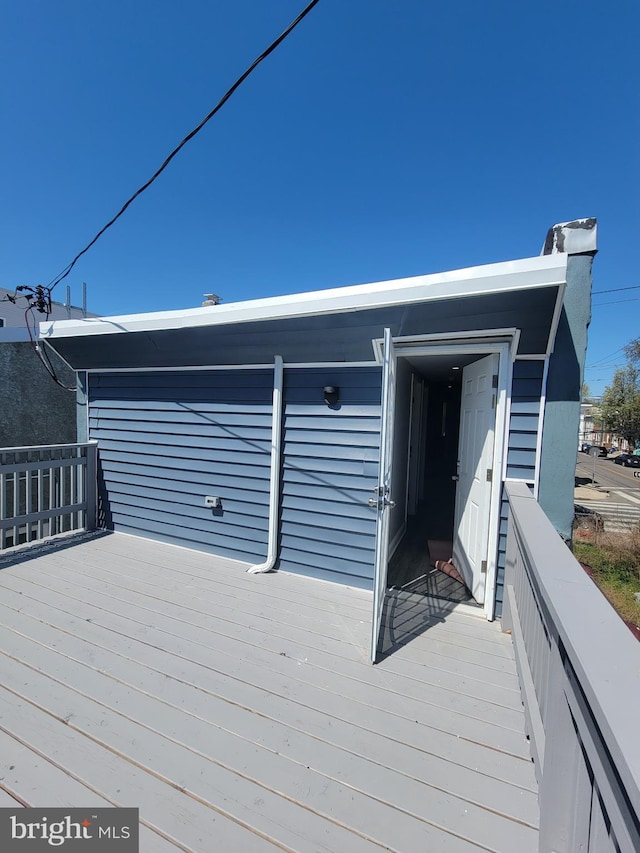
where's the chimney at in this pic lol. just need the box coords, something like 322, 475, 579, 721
202, 293, 222, 307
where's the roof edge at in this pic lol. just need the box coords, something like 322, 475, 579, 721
40, 253, 568, 340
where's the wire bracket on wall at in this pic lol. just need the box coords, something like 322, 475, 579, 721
15, 285, 53, 315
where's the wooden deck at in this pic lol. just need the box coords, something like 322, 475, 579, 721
0, 532, 538, 852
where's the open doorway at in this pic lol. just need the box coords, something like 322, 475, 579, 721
384, 346, 506, 609
386, 372, 473, 602
370, 333, 510, 662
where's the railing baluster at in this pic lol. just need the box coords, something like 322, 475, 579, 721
13, 464, 19, 547
0, 461, 5, 550
48, 462, 55, 538
71, 449, 77, 530
37, 463, 44, 539
0, 442, 98, 552
25, 454, 33, 542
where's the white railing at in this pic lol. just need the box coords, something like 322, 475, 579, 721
0, 442, 97, 550
502, 481, 640, 853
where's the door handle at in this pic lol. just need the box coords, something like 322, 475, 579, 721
368, 487, 395, 509
451, 475, 459, 481
369, 496, 396, 508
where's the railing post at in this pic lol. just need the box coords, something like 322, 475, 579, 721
85, 441, 98, 532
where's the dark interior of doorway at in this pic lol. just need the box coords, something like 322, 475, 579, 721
387, 378, 477, 606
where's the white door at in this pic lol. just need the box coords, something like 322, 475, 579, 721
452, 353, 499, 604
370, 328, 397, 663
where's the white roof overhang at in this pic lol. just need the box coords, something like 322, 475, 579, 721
40, 254, 568, 341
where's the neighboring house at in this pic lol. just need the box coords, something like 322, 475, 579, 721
0, 286, 90, 446
41, 219, 596, 657
579, 400, 632, 452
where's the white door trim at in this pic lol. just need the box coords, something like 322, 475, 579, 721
373, 332, 512, 621
371, 328, 397, 662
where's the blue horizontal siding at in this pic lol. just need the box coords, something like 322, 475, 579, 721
283, 454, 379, 479
91, 399, 273, 417
89, 370, 273, 564
100, 448, 269, 486
496, 360, 545, 615
93, 415, 274, 438
506, 361, 544, 482
106, 479, 270, 514
94, 442, 272, 469
508, 432, 538, 450
93, 429, 272, 453
279, 367, 381, 586
282, 486, 376, 514
282, 503, 376, 539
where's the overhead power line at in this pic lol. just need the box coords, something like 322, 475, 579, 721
592, 284, 640, 295
47, 0, 321, 295
592, 298, 640, 307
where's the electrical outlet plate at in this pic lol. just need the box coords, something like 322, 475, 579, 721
204, 496, 221, 508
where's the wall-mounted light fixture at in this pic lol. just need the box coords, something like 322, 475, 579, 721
323, 385, 339, 407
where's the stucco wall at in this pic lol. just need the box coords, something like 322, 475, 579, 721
0, 342, 77, 446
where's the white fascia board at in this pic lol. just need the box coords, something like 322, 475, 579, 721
40, 254, 568, 340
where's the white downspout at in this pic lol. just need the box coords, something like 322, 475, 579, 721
247, 355, 284, 574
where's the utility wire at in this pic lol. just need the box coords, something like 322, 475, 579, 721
592, 284, 640, 295
592, 297, 640, 307
24, 305, 76, 391
587, 346, 626, 367
48, 0, 321, 295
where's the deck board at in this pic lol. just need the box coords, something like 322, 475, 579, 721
12, 561, 525, 720
0, 532, 538, 851
0, 572, 533, 757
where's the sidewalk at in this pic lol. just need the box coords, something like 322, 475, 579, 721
575, 484, 610, 502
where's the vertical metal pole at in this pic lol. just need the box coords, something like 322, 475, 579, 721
65, 285, 71, 319
82, 282, 87, 317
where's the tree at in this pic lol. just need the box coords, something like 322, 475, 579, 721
599, 339, 640, 450
581, 382, 593, 403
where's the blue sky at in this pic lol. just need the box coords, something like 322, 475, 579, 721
1, 1, 638, 394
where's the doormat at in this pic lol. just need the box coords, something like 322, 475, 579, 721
428, 540, 466, 587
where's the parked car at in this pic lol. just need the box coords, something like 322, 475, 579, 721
624, 455, 640, 468
614, 454, 631, 465
587, 445, 608, 457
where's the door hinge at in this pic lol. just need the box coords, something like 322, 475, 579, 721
491, 394, 496, 409
481, 560, 487, 574
486, 468, 493, 482
492, 374, 499, 388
